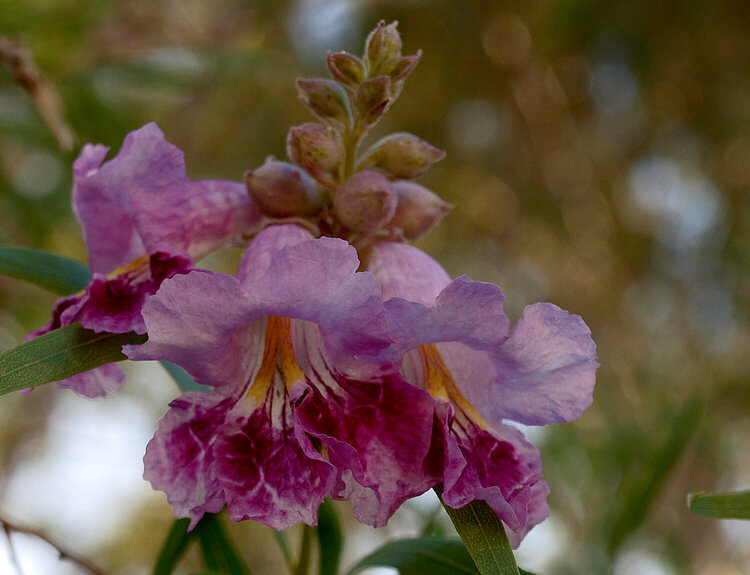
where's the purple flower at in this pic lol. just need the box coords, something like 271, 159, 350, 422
32, 123, 260, 397
367, 241, 599, 546
125, 224, 436, 530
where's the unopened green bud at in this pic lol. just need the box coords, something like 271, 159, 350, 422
287, 123, 344, 188
245, 160, 322, 217
327, 51, 366, 88
365, 21, 403, 76
296, 78, 353, 132
390, 180, 453, 240
358, 132, 446, 180
334, 171, 397, 233
383, 51, 422, 100
385, 51, 422, 82
355, 76, 391, 129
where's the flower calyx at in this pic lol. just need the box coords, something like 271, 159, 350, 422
286, 123, 344, 189
389, 180, 453, 240
245, 159, 322, 218
358, 133, 446, 180
333, 170, 397, 233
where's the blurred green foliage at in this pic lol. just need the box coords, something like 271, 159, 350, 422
1, 1, 749, 574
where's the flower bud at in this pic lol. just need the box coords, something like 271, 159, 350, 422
296, 78, 353, 132
382, 51, 422, 101
358, 133, 446, 180
286, 123, 344, 188
385, 51, 422, 82
389, 180, 453, 240
327, 51, 366, 88
334, 171, 397, 233
355, 76, 391, 129
365, 21, 403, 76
245, 160, 322, 217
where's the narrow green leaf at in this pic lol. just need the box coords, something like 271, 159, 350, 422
608, 397, 703, 553
0, 324, 146, 396
153, 518, 192, 575
435, 486, 519, 575
688, 490, 750, 519
317, 499, 343, 575
347, 537, 479, 575
0, 245, 91, 295
194, 513, 252, 575
161, 361, 211, 392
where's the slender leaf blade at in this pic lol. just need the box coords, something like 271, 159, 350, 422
317, 499, 343, 575
154, 518, 192, 575
346, 537, 479, 575
0, 324, 146, 395
608, 397, 703, 552
194, 513, 252, 575
688, 490, 750, 519
0, 245, 90, 295
435, 486, 519, 575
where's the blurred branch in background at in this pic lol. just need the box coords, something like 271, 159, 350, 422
1, 512, 105, 575
0, 35, 74, 152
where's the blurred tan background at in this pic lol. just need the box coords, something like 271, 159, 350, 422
1, 1, 749, 574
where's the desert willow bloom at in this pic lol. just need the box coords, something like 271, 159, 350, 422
126, 224, 437, 530
366, 241, 599, 546
31, 123, 260, 397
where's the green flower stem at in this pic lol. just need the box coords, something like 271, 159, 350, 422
293, 524, 314, 575
317, 499, 343, 575
193, 513, 252, 575
342, 118, 363, 181
434, 486, 520, 575
272, 530, 295, 573
153, 518, 191, 575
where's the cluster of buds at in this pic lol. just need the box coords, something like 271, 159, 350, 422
245, 21, 452, 243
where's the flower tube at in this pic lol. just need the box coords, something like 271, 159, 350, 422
367, 241, 599, 546
31, 123, 260, 397
126, 225, 436, 529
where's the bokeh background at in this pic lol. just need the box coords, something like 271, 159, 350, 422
1, 1, 749, 574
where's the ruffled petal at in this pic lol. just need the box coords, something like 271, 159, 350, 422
236, 223, 315, 285
128, 178, 259, 262
383, 275, 510, 352
80, 253, 192, 334
292, 323, 437, 526
34, 253, 190, 337
124, 270, 261, 388
73, 123, 260, 274
214, 384, 336, 531
239, 225, 392, 359
506, 479, 551, 549
27, 253, 190, 397
375, 251, 598, 427
56, 364, 127, 398
437, 404, 550, 546
446, 303, 598, 426
143, 390, 233, 528
367, 241, 451, 305
72, 142, 146, 274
